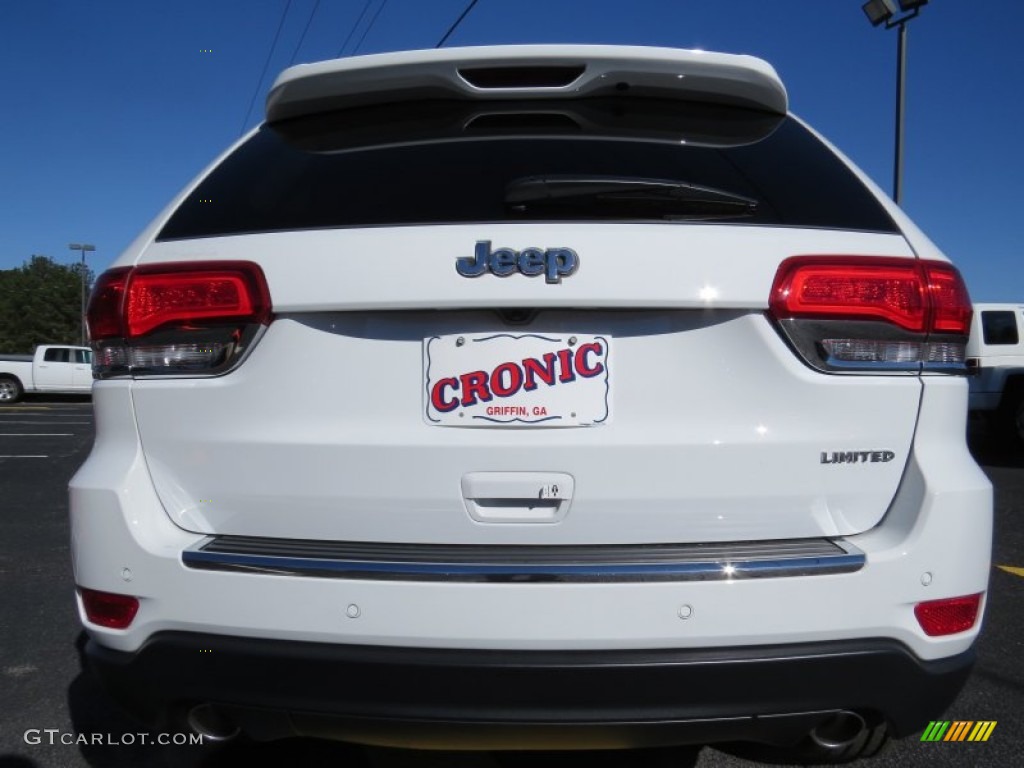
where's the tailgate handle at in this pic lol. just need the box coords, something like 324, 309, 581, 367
461, 472, 574, 524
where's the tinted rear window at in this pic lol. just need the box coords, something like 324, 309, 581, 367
158, 99, 897, 240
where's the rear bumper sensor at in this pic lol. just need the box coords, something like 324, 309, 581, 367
182, 536, 864, 583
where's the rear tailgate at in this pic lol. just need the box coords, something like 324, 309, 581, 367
129, 224, 921, 544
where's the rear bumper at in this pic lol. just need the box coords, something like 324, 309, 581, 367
86, 632, 974, 748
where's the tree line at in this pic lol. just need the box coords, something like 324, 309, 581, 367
0, 255, 93, 354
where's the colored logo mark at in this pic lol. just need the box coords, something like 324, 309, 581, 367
920, 720, 996, 742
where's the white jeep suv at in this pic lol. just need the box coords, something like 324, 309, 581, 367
70, 45, 992, 761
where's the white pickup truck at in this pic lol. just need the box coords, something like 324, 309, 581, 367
0, 344, 94, 403
966, 303, 1024, 446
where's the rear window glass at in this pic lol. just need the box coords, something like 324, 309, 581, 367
981, 311, 1020, 345
158, 99, 897, 240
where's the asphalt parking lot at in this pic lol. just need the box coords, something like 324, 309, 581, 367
1, 398, 1021, 768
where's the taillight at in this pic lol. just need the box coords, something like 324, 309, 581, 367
924, 261, 973, 334
87, 268, 130, 339
86, 261, 272, 377
79, 587, 140, 630
914, 593, 983, 637
769, 256, 972, 373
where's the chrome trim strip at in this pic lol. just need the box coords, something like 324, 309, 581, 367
183, 536, 865, 583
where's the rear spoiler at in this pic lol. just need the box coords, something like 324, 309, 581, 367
265, 45, 788, 124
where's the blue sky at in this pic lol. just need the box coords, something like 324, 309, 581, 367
2, 0, 1022, 301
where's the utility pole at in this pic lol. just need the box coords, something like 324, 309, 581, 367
862, 0, 929, 205
68, 243, 95, 345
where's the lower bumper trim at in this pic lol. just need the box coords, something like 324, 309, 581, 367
85, 633, 973, 746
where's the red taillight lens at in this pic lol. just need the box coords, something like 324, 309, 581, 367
79, 587, 140, 630
924, 262, 972, 335
126, 265, 269, 338
88, 262, 271, 341
772, 257, 925, 331
914, 593, 983, 637
86, 268, 131, 340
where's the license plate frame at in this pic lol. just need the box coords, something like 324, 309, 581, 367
423, 332, 611, 427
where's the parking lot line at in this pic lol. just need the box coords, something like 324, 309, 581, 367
0, 433, 74, 437
0, 455, 49, 458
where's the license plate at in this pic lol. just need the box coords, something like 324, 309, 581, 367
424, 333, 611, 427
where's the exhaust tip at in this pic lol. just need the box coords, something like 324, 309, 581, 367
186, 703, 240, 743
809, 710, 867, 751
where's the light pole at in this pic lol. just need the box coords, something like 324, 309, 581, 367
862, 0, 929, 205
68, 243, 95, 345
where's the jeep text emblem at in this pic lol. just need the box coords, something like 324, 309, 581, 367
456, 241, 578, 284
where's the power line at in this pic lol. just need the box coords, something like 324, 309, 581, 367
239, 0, 294, 137
436, 0, 480, 48
353, 0, 390, 55
337, 0, 374, 57
288, 0, 322, 66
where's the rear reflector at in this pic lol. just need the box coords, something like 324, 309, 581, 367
79, 587, 140, 630
914, 593, 983, 637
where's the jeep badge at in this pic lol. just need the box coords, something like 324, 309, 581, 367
456, 241, 579, 284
